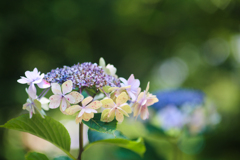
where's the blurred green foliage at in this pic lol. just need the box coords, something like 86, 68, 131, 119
1, 0, 240, 159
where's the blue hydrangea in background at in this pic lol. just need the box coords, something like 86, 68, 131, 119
151, 89, 220, 135
152, 89, 205, 110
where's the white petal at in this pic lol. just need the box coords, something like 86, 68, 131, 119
33, 77, 43, 84
87, 101, 102, 110
68, 91, 84, 103
25, 71, 34, 80
146, 97, 159, 106
106, 64, 116, 76
82, 112, 94, 121
133, 103, 140, 117
145, 82, 150, 93
39, 97, 50, 104
99, 57, 106, 68
28, 84, 37, 99
75, 116, 83, 124
64, 94, 75, 104
116, 92, 128, 105
17, 77, 30, 84
101, 109, 111, 122
23, 103, 29, 110
33, 68, 39, 75
49, 95, 62, 109
62, 80, 73, 95
101, 98, 115, 108
120, 104, 132, 114
65, 105, 81, 115
60, 98, 67, 111
39, 97, 50, 110
60, 101, 71, 115
116, 110, 124, 123
51, 83, 62, 95
131, 79, 140, 89
136, 92, 144, 103
40, 73, 45, 79
37, 79, 50, 88
82, 97, 93, 106
29, 111, 33, 119
140, 106, 149, 120
84, 108, 97, 113
78, 109, 85, 117
41, 104, 49, 111
128, 91, 136, 101
128, 74, 135, 84
119, 77, 128, 86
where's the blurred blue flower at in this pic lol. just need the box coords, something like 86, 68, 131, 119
156, 105, 186, 131
152, 89, 205, 110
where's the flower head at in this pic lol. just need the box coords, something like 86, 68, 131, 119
23, 88, 49, 118
18, 68, 50, 94
119, 74, 140, 101
108, 85, 131, 102
49, 80, 83, 112
65, 96, 102, 123
44, 62, 121, 89
133, 82, 159, 120
101, 92, 132, 123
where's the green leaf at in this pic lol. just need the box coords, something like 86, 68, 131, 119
25, 152, 49, 160
53, 156, 73, 160
0, 114, 76, 160
146, 123, 166, 136
82, 113, 117, 134
88, 129, 127, 142
81, 90, 88, 98
85, 129, 146, 157
84, 87, 98, 97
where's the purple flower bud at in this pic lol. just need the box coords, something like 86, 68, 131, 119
44, 62, 121, 89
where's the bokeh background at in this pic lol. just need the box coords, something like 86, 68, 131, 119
1, 0, 240, 159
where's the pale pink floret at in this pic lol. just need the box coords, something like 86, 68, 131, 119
65, 96, 102, 124
17, 68, 50, 94
119, 74, 140, 101
100, 92, 132, 123
49, 80, 83, 112
133, 82, 159, 120
23, 87, 49, 118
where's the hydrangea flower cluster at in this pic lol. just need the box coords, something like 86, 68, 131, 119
152, 89, 221, 135
44, 62, 121, 89
18, 58, 159, 123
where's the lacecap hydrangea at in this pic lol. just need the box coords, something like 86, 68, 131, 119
18, 58, 159, 124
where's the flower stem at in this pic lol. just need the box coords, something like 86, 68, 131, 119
77, 122, 84, 160
38, 87, 50, 99
101, 87, 109, 97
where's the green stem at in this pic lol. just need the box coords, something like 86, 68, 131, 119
77, 123, 84, 160
174, 143, 178, 160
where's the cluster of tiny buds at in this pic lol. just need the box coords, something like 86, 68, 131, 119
44, 62, 121, 89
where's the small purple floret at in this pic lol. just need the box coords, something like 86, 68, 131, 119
44, 62, 121, 89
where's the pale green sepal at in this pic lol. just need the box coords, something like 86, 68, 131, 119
34, 99, 42, 110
